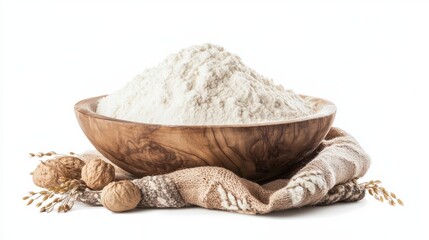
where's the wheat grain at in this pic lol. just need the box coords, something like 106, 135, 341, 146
363, 180, 404, 207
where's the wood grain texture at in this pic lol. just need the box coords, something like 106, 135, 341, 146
75, 95, 336, 182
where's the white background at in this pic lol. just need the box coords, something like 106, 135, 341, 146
1, 0, 428, 239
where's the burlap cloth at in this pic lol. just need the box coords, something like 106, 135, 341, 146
76, 127, 371, 214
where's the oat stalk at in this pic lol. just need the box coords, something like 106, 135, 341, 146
363, 180, 404, 206
29, 151, 75, 158
23, 179, 86, 213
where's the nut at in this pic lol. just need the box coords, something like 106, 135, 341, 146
32, 156, 85, 188
32, 160, 65, 188
101, 180, 141, 212
81, 159, 115, 190
56, 156, 85, 179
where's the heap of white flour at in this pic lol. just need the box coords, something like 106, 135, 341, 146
97, 44, 315, 125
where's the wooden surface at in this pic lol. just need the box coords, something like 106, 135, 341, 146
75, 95, 336, 182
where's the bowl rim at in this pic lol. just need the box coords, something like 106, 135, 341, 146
75, 94, 336, 128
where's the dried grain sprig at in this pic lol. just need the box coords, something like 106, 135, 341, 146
363, 180, 404, 206
28, 151, 76, 159
28, 151, 57, 158
23, 179, 86, 213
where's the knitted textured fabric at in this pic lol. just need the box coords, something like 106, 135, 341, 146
76, 127, 371, 214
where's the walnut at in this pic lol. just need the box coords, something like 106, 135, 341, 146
101, 180, 141, 212
81, 159, 115, 190
32, 156, 85, 188
56, 156, 85, 179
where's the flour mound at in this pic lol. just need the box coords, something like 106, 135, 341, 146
97, 44, 315, 125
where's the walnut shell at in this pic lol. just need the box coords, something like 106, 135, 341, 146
101, 180, 141, 212
81, 159, 115, 190
32, 156, 85, 188
56, 156, 85, 179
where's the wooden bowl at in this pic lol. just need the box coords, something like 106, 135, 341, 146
75, 95, 336, 181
